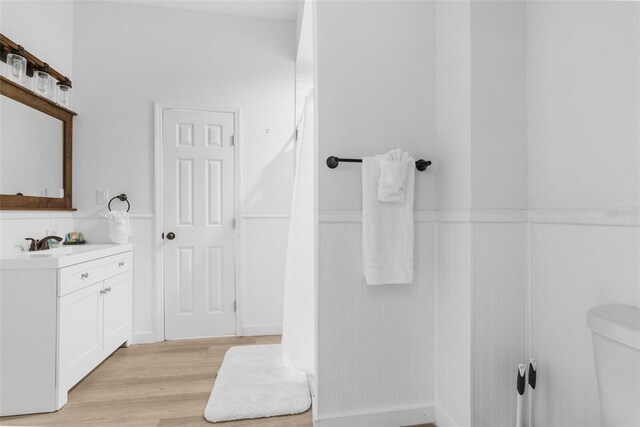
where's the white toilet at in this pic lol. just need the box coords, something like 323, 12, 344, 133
587, 304, 640, 427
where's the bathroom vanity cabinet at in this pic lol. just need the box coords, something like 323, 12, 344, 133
0, 244, 133, 416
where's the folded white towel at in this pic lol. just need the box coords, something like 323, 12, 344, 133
362, 151, 415, 285
378, 148, 412, 202
105, 210, 131, 244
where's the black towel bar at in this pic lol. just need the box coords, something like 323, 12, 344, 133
326, 156, 432, 171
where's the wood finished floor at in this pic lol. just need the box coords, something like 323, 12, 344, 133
0, 335, 436, 427
0, 335, 312, 427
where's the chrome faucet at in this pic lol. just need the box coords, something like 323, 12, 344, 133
25, 236, 63, 251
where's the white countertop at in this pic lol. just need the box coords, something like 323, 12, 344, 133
0, 244, 133, 270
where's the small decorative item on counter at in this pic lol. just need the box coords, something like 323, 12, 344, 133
63, 232, 86, 245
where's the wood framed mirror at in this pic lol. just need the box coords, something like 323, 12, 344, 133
0, 75, 76, 210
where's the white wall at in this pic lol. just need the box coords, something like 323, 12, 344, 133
470, 1, 527, 210
469, 4, 528, 427
435, 0, 471, 211
295, 0, 313, 124
0, 0, 75, 257
434, 2, 528, 426
471, 221, 527, 427
434, 3, 472, 424
72, 1, 295, 215
439, 3, 640, 426
314, 1, 436, 425
316, 220, 436, 426
526, 2, 640, 426
70, 1, 295, 342
317, 1, 437, 213
527, 1, 639, 211
435, 0, 527, 213
241, 216, 290, 335
313, 2, 530, 425
436, 221, 471, 427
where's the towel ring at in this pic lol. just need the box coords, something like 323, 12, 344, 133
108, 193, 130, 212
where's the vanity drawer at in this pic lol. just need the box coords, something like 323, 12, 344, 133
58, 252, 132, 296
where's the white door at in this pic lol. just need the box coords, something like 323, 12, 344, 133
162, 109, 236, 339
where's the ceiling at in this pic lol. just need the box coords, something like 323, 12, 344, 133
119, 0, 300, 22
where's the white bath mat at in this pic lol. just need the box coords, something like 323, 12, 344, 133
204, 344, 311, 423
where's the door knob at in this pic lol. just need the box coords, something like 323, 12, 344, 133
165, 232, 176, 240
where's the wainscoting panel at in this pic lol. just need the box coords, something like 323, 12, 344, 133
436, 222, 472, 427
530, 223, 640, 426
240, 216, 290, 335
316, 221, 435, 422
472, 222, 527, 427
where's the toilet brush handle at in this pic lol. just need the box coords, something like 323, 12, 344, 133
516, 364, 526, 427
528, 360, 537, 427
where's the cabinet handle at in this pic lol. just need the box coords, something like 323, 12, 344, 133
100, 289, 106, 295
118, 261, 125, 267
81, 273, 89, 279
105, 287, 112, 293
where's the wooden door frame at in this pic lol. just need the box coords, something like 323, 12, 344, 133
153, 102, 242, 341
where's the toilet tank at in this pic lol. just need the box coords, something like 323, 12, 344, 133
587, 304, 640, 427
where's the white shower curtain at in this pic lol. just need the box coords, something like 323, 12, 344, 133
281, 93, 315, 375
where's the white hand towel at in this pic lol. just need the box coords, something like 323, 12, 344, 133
378, 148, 412, 202
105, 210, 131, 244
362, 151, 415, 285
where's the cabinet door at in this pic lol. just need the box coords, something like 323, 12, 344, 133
103, 271, 132, 354
58, 281, 104, 390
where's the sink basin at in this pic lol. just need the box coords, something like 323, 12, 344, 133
17, 253, 54, 258
17, 247, 73, 258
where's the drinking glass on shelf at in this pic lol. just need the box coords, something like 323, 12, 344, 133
34, 70, 53, 98
57, 82, 72, 108
5, 53, 27, 84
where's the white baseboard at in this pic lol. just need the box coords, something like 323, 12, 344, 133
435, 405, 458, 427
242, 324, 283, 336
132, 331, 162, 344
131, 323, 283, 343
314, 404, 435, 427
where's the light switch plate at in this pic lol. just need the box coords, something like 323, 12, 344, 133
97, 188, 110, 204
